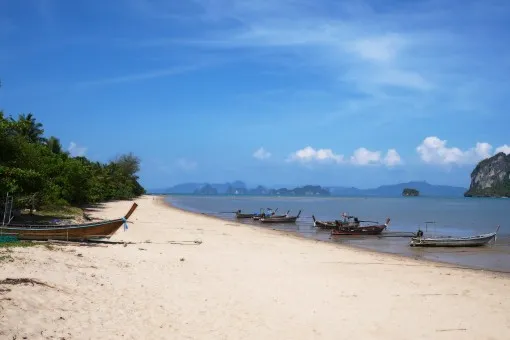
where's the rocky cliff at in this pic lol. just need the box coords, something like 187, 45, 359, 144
464, 152, 510, 197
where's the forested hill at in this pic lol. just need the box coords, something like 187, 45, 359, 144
0, 111, 145, 209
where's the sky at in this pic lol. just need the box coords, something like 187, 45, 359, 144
1, 0, 510, 189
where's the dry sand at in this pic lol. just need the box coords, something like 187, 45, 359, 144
1, 195, 510, 339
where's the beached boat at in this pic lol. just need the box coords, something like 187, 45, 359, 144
409, 226, 500, 247
312, 214, 361, 229
235, 210, 258, 219
0, 202, 138, 241
330, 218, 390, 236
311, 216, 337, 229
236, 208, 278, 219
260, 210, 301, 224
254, 209, 288, 221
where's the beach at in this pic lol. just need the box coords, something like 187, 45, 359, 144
1, 196, 510, 339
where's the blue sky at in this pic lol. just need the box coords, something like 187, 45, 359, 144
1, 0, 510, 189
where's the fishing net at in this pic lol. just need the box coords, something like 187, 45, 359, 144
0, 235, 18, 243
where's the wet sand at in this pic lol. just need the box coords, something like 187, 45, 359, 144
169, 197, 510, 273
1, 195, 510, 339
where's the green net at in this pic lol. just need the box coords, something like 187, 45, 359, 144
0, 235, 18, 243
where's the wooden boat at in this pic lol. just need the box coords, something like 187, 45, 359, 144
254, 209, 288, 221
236, 208, 278, 219
410, 226, 500, 247
0, 203, 138, 241
260, 210, 301, 224
312, 216, 337, 229
331, 218, 390, 236
312, 214, 361, 229
235, 210, 258, 219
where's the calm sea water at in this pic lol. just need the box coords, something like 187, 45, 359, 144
166, 195, 510, 273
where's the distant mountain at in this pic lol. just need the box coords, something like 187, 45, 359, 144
152, 180, 466, 197
330, 181, 466, 197
193, 184, 218, 195
153, 181, 247, 194
248, 185, 270, 195
269, 185, 330, 196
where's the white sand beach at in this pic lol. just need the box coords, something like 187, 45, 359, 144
1, 195, 510, 339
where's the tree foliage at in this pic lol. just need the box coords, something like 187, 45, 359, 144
402, 188, 419, 196
0, 112, 145, 208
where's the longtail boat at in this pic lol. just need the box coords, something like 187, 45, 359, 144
331, 218, 390, 236
236, 208, 278, 219
254, 209, 288, 221
260, 210, 301, 224
312, 216, 337, 229
235, 210, 259, 219
410, 226, 500, 247
312, 214, 361, 229
0, 202, 138, 241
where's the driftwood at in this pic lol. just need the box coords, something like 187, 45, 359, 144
0, 278, 54, 288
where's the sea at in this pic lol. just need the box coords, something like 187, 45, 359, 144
166, 195, 510, 273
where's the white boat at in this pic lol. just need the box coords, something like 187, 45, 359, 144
410, 226, 500, 247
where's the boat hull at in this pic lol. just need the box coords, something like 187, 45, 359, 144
410, 233, 496, 247
331, 225, 386, 236
0, 202, 137, 242
0, 220, 125, 241
314, 220, 337, 229
236, 213, 256, 219
260, 217, 298, 223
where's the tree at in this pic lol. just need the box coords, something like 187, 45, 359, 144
1, 107, 145, 207
10, 113, 45, 143
46, 136, 63, 154
114, 152, 141, 177
402, 188, 419, 196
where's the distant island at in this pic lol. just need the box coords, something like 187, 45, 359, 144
465, 152, 510, 197
402, 188, 419, 196
151, 180, 467, 197
192, 183, 330, 196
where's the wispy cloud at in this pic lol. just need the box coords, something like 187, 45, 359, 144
68, 142, 87, 157
176, 158, 197, 171
288, 146, 401, 167
76, 65, 202, 87
127, 0, 510, 125
253, 147, 271, 160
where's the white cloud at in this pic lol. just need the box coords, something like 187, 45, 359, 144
288, 146, 344, 164
288, 146, 401, 167
416, 136, 493, 165
383, 149, 403, 167
176, 158, 197, 171
253, 147, 271, 160
350, 148, 381, 165
495, 144, 510, 155
67, 142, 87, 157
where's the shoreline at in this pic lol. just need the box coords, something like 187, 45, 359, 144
2, 195, 510, 339
163, 196, 510, 277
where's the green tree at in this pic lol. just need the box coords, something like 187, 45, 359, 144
46, 136, 63, 154
10, 113, 45, 143
1, 109, 145, 208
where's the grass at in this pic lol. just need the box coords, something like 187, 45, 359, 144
0, 240, 37, 249
29, 205, 83, 219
